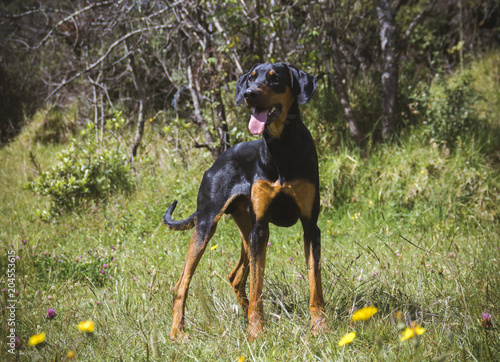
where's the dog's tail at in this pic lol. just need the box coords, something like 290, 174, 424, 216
163, 200, 197, 230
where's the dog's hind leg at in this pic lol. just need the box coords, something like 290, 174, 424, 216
228, 202, 252, 315
170, 220, 216, 341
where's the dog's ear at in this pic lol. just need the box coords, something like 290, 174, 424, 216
235, 66, 256, 106
286, 64, 317, 104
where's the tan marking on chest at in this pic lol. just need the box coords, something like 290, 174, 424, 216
251, 179, 316, 220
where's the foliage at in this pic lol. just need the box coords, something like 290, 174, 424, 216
26, 114, 135, 216
1, 0, 498, 145
412, 74, 483, 149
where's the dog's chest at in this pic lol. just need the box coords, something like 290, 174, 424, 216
250, 179, 315, 224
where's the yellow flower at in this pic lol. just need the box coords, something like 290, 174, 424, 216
28, 332, 46, 346
400, 327, 414, 341
210, 244, 218, 251
67, 350, 76, 359
237, 357, 246, 362
400, 323, 425, 341
351, 306, 378, 321
413, 325, 425, 335
77, 320, 95, 333
338, 332, 356, 346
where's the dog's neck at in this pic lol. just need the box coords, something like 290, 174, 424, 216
262, 102, 306, 181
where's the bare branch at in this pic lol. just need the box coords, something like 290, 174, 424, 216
44, 23, 174, 102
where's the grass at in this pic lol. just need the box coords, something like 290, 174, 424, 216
1, 56, 500, 360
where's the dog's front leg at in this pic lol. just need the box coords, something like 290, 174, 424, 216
247, 222, 269, 339
302, 219, 327, 334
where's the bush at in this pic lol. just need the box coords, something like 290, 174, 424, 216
27, 115, 135, 215
412, 74, 482, 149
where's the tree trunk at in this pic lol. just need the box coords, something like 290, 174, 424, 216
129, 98, 145, 161
187, 63, 218, 159
323, 27, 362, 144
377, 0, 399, 142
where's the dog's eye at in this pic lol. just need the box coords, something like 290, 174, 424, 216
249, 70, 257, 82
267, 71, 279, 82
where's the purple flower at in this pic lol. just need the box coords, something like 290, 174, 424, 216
46, 307, 56, 319
133, 276, 137, 281
113, 257, 117, 263
14, 336, 22, 349
22, 240, 27, 244
100, 270, 106, 275
449, 252, 456, 258
289, 257, 293, 261
58, 259, 62, 263
481, 313, 492, 329
268, 242, 271, 247
103, 264, 108, 269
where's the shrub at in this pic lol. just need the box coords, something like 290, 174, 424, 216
412, 74, 482, 149
27, 116, 135, 215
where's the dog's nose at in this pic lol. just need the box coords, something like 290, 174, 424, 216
244, 89, 259, 99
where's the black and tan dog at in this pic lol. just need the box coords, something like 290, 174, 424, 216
164, 63, 326, 340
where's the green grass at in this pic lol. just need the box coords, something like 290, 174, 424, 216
1, 57, 500, 360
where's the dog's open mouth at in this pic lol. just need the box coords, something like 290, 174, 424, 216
248, 105, 282, 135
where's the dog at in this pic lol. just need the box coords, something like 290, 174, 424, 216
164, 63, 326, 340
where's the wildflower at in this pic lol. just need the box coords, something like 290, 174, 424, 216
103, 264, 108, 269
238, 357, 245, 362
77, 320, 95, 333
400, 322, 425, 341
289, 257, 293, 261
22, 240, 27, 244
58, 259, 62, 263
46, 307, 56, 319
268, 242, 271, 247
14, 336, 22, 349
67, 350, 75, 359
28, 332, 46, 346
100, 270, 105, 275
133, 276, 137, 281
449, 252, 456, 258
338, 332, 356, 346
481, 313, 492, 329
351, 306, 378, 321
47, 295, 53, 300
210, 244, 218, 251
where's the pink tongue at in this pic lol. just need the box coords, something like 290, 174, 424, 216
249, 109, 268, 135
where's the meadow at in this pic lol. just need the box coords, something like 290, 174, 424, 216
1, 55, 499, 361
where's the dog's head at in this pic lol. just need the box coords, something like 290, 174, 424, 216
235, 63, 317, 137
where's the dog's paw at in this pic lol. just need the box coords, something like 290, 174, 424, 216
310, 318, 329, 335
170, 328, 190, 343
